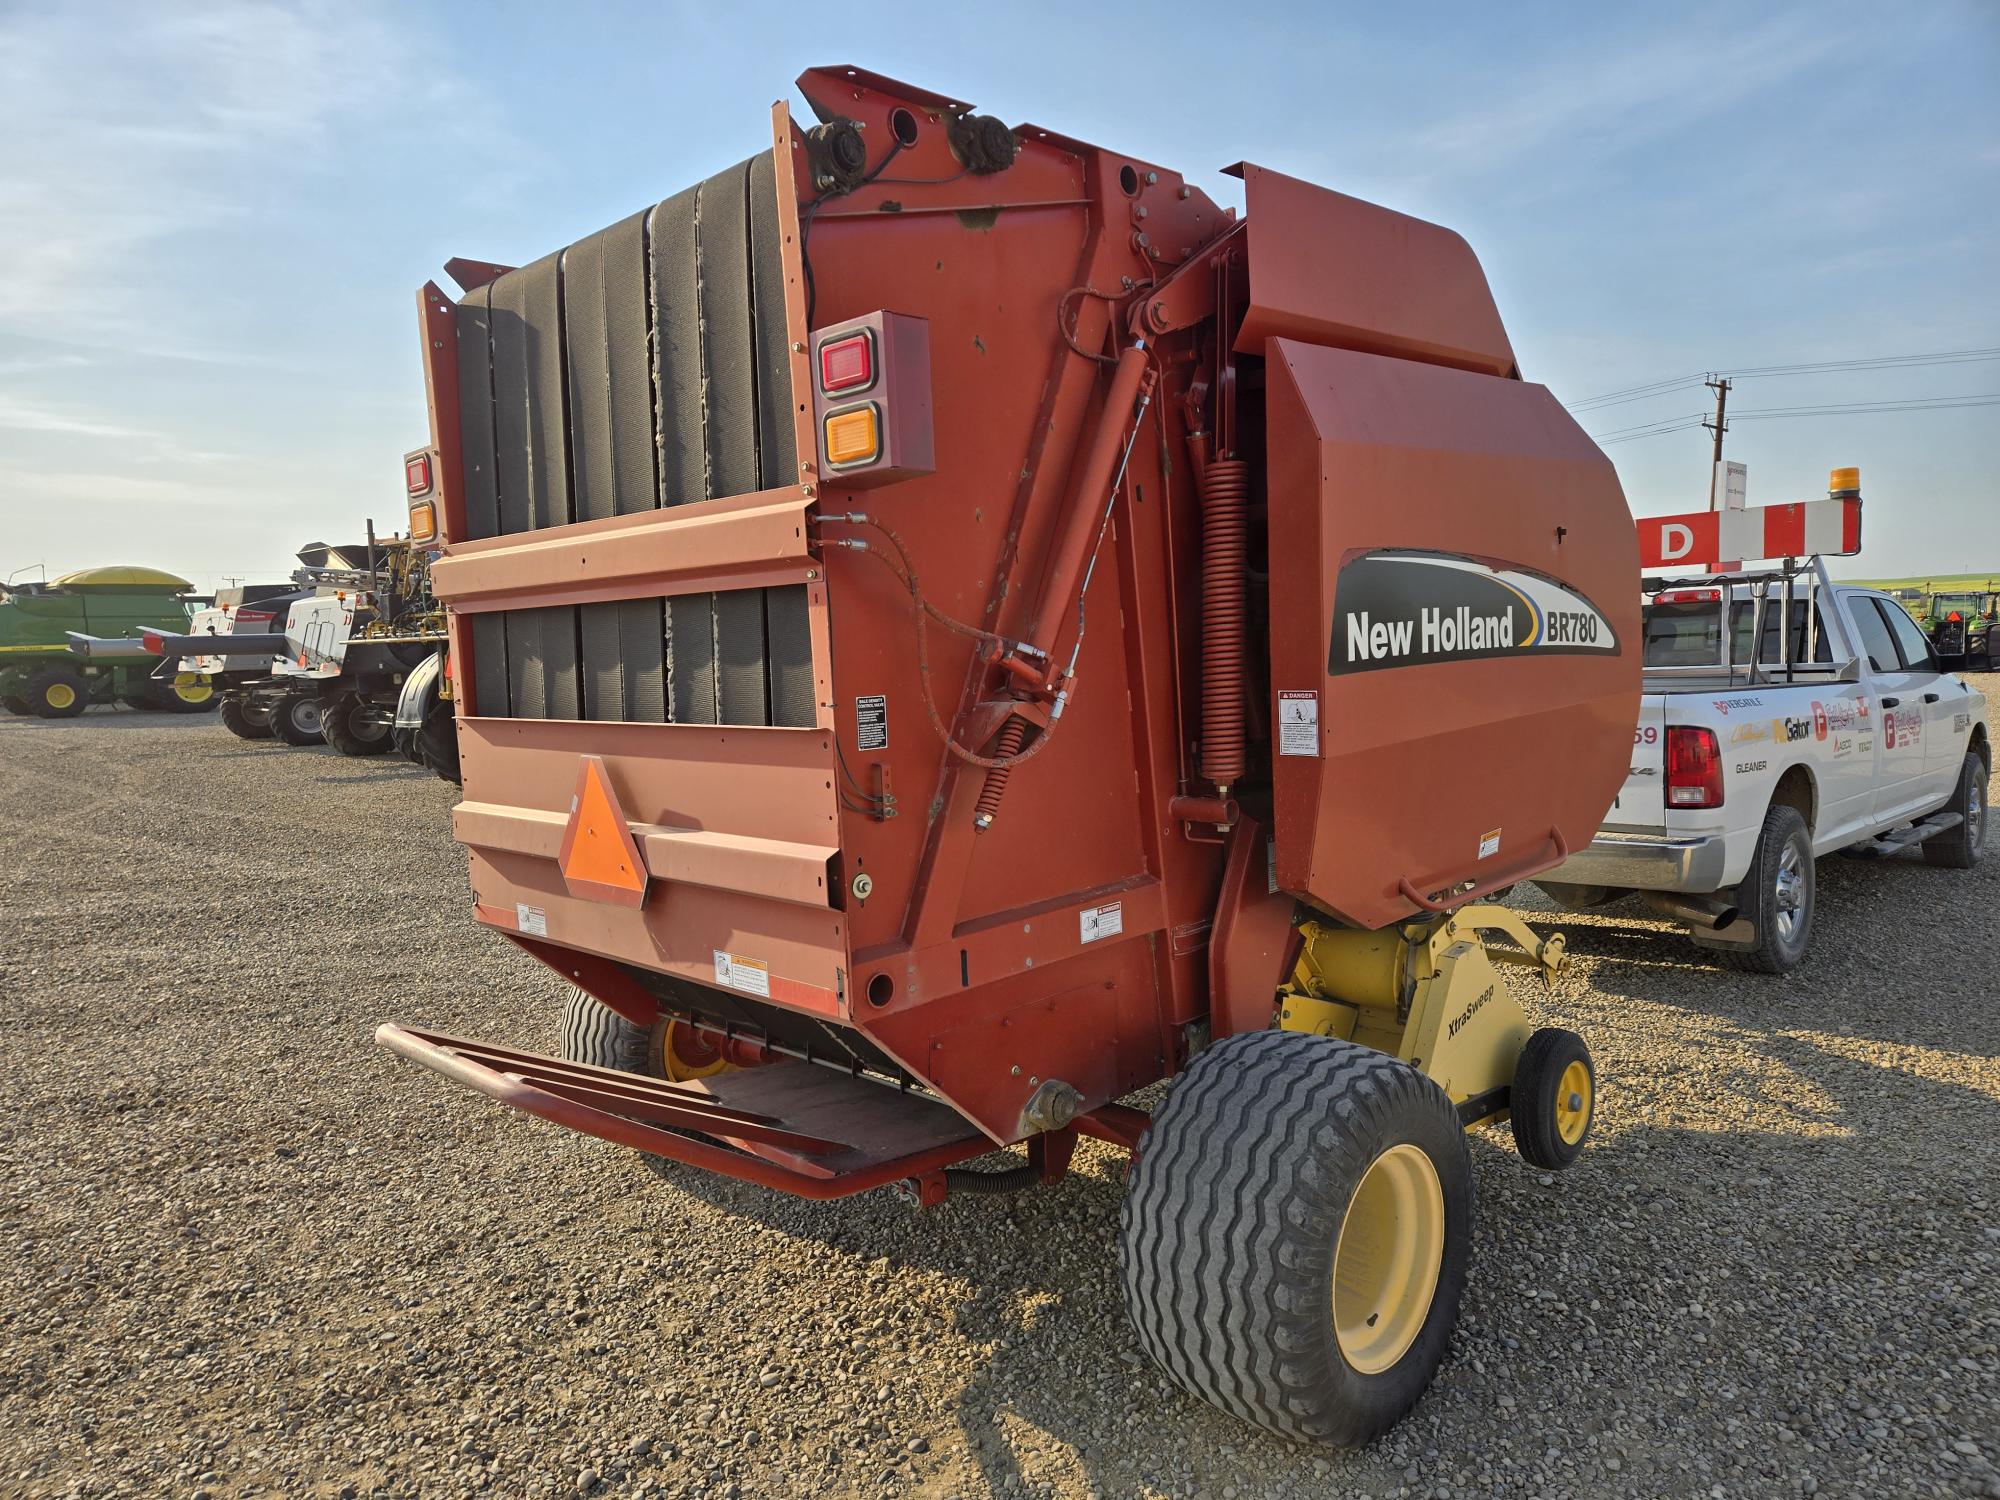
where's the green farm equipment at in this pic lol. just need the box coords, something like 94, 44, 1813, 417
0, 567, 216, 718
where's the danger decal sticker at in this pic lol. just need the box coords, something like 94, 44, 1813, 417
1329, 551, 1619, 676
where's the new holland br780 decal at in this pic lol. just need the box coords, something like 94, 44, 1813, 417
1329, 550, 1621, 676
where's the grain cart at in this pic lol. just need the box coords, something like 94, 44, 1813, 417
378, 68, 1639, 1446
0, 567, 216, 716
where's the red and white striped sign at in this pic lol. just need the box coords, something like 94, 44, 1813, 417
1638, 497, 1861, 569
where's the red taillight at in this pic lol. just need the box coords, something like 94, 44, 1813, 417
1666, 725, 1725, 808
406, 453, 433, 496
818, 332, 874, 393
1658, 588, 1721, 604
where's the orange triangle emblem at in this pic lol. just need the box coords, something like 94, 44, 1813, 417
558, 756, 648, 908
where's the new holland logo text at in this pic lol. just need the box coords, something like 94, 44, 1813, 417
1330, 551, 1619, 676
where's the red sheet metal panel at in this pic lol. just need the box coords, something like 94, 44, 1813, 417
1232, 163, 1517, 378
1264, 339, 1639, 929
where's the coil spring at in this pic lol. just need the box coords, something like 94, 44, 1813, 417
972, 718, 1030, 832
1199, 458, 1249, 786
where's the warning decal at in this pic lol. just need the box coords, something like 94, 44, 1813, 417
855, 694, 888, 751
712, 950, 772, 998
1478, 827, 1501, 860
515, 902, 548, 937
1080, 902, 1124, 944
1277, 690, 1320, 756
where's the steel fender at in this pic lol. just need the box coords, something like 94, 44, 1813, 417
394, 648, 445, 730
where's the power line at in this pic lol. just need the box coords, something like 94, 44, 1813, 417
1590, 392, 2000, 443
1565, 345, 2000, 411
1732, 393, 2000, 419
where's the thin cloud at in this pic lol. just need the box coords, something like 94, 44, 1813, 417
0, 1, 510, 341
1404, 14, 1848, 181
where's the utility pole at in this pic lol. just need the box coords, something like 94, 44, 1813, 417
1703, 374, 1732, 509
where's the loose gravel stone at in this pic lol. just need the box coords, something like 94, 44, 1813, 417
1, 690, 1996, 1499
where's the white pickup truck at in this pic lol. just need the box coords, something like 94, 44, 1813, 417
1538, 563, 1989, 971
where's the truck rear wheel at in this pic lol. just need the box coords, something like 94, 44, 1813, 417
323, 694, 391, 756
270, 693, 325, 746
1723, 803, 1813, 974
1922, 749, 1988, 870
1118, 1031, 1473, 1447
27, 667, 89, 719
219, 697, 274, 740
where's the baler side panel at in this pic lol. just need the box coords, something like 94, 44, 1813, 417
1266, 340, 1641, 929
1232, 163, 1517, 379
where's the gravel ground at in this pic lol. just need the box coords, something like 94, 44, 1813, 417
3, 687, 1997, 1500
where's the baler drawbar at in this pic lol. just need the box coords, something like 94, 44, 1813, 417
380, 65, 1640, 1445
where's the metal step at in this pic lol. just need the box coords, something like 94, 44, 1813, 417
1842, 811, 1962, 860
376, 1022, 992, 1199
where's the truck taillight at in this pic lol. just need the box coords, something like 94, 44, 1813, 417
406, 453, 433, 496
409, 500, 438, 545
1666, 726, 1724, 808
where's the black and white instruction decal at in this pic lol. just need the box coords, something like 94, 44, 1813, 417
1277, 690, 1320, 756
855, 694, 888, 751
1330, 550, 1619, 676
1080, 901, 1123, 944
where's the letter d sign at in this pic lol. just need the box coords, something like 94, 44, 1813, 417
1660, 523, 1694, 561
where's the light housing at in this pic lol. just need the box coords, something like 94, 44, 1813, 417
1665, 725, 1725, 808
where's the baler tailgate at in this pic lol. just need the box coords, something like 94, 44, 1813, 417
376, 1023, 992, 1198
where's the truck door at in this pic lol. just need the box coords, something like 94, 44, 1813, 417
1846, 596, 1929, 822
1608, 695, 1667, 828
1876, 597, 1972, 800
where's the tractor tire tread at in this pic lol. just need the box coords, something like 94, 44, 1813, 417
558, 987, 673, 1181
1118, 1031, 1472, 1447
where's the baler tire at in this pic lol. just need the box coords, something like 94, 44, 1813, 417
270, 694, 325, 747
1, 695, 30, 716
1721, 803, 1813, 974
323, 695, 391, 757
1510, 1027, 1595, 1170
219, 698, 274, 740
1118, 1031, 1473, 1448
1920, 750, 1986, 870
27, 667, 90, 719
558, 987, 675, 1182
419, 706, 461, 785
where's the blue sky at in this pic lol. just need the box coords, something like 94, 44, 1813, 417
2, 0, 1994, 590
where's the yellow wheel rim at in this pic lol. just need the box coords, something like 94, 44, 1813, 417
45, 682, 76, 709
172, 672, 214, 704
659, 1021, 730, 1083
1555, 1059, 1593, 1146
1332, 1143, 1445, 1375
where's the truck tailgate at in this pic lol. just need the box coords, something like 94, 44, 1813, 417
1608, 695, 1666, 826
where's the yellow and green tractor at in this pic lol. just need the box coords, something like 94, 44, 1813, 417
0, 567, 217, 718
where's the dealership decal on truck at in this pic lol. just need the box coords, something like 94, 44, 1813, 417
1329, 551, 1619, 675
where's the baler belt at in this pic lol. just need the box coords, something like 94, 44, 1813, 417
454, 151, 809, 729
